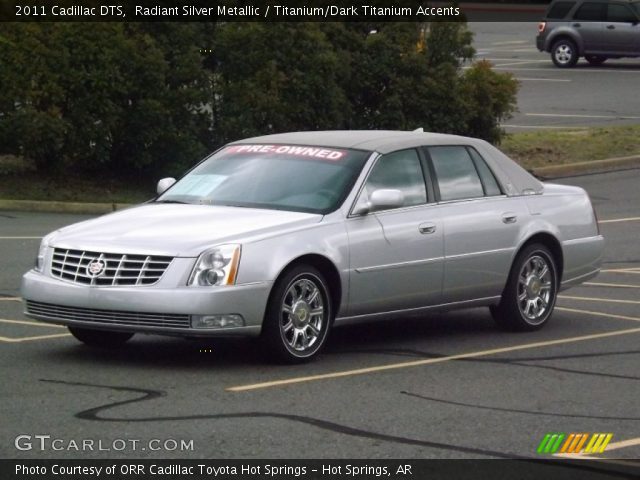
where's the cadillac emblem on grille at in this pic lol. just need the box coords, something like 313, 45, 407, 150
86, 260, 105, 277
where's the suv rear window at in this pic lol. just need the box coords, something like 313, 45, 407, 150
547, 1, 576, 19
573, 2, 606, 21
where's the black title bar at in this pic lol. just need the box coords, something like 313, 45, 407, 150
2, 459, 639, 480
1, 1, 548, 22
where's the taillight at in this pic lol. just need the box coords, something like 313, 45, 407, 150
538, 22, 546, 33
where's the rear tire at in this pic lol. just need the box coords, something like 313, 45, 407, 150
68, 327, 134, 347
261, 265, 333, 363
491, 244, 558, 332
585, 55, 607, 66
551, 39, 578, 68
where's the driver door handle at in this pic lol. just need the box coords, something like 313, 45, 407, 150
419, 222, 436, 234
502, 213, 518, 224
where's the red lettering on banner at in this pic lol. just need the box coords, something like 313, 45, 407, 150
225, 144, 346, 161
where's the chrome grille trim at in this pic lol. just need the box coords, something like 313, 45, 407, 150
51, 248, 173, 286
26, 301, 190, 329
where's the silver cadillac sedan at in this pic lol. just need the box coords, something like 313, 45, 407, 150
21, 131, 604, 362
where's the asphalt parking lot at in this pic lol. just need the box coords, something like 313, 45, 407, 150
469, 22, 640, 131
0, 169, 638, 462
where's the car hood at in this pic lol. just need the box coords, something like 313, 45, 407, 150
49, 204, 322, 257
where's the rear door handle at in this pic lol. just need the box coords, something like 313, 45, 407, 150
419, 222, 436, 234
606, 24, 615, 29
502, 213, 517, 224
572, 23, 581, 27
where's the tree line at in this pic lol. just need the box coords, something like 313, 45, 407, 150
0, 22, 518, 177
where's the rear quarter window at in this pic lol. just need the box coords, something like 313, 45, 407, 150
547, 1, 577, 19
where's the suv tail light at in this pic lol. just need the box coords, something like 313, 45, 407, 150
538, 22, 546, 33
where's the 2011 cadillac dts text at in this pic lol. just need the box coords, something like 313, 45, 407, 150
21, 131, 605, 362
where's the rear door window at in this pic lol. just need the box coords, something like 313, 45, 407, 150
573, 2, 606, 20
428, 146, 485, 201
547, 1, 577, 19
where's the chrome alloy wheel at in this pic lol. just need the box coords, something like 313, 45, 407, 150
517, 254, 553, 324
280, 276, 325, 353
554, 44, 573, 65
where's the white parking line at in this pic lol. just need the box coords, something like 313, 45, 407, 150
491, 67, 640, 73
0, 318, 65, 329
559, 296, 640, 305
491, 40, 528, 46
599, 216, 640, 224
0, 333, 71, 343
228, 322, 640, 392
605, 437, 640, 451
584, 282, 640, 289
493, 60, 551, 67
526, 113, 640, 120
556, 307, 640, 323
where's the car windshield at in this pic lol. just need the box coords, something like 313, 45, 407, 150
157, 144, 371, 214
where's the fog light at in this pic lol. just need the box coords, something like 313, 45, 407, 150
191, 314, 245, 329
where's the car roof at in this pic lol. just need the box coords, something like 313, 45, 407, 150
230, 130, 477, 154
229, 130, 544, 196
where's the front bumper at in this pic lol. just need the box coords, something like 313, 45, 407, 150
21, 270, 272, 337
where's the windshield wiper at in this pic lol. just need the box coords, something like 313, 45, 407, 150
155, 200, 190, 204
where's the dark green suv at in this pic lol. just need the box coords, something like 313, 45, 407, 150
537, 0, 640, 67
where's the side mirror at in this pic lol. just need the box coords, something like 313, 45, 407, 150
352, 189, 405, 215
156, 177, 176, 195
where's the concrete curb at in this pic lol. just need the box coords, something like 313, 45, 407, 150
529, 154, 640, 179
1, 155, 639, 214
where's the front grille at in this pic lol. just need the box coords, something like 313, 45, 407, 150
26, 301, 190, 329
51, 248, 173, 286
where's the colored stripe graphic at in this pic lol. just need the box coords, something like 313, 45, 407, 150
585, 434, 613, 454
539, 433, 613, 454
572, 433, 589, 453
560, 434, 575, 453
537, 433, 565, 454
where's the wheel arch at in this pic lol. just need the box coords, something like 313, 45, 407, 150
547, 32, 584, 55
516, 232, 564, 283
268, 254, 342, 320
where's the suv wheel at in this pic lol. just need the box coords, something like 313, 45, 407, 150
585, 55, 607, 66
551, 39, 578, 68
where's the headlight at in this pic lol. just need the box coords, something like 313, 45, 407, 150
35, 236, 51, 272
188, 244, 241, 286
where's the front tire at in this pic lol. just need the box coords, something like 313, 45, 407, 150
261, 265, 333, 363
68, 327, 134, 347
491, 244, 558, 332
551, 39, 578, 68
